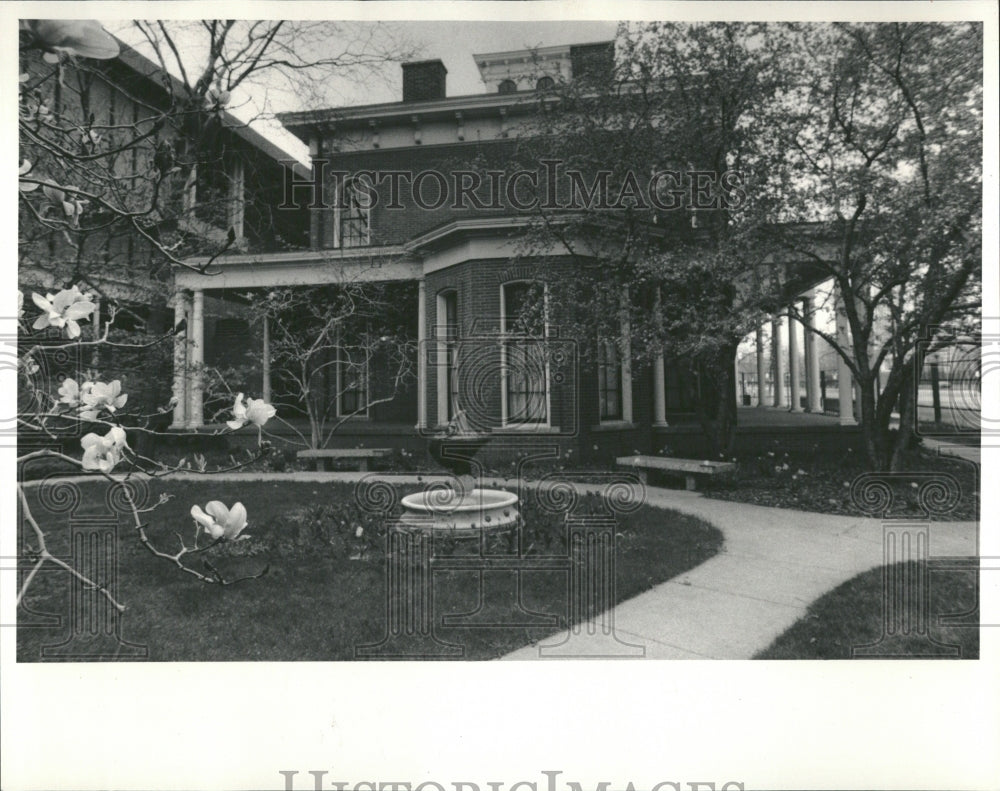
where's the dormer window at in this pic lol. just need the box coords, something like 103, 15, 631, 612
498, 79, 517, 95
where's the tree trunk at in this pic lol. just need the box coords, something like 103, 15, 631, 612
890, 363, 917, 471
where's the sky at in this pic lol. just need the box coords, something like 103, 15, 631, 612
105, 20, 621, 161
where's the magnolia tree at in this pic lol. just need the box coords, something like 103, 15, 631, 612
17, 282, 280, 613
16, 21, 290, 612
205, 283, 416, 452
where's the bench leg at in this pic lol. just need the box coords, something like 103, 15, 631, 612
685, 474, 697, 491
316, 458, 328, 472
636, 470, 648, 486
359, 459, 368, 472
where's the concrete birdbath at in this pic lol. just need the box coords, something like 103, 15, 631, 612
400, 421, 519, 533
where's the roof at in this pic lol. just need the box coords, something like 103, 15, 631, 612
113, 41, 311, 177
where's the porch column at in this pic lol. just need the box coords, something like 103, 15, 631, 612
803, 295, 822, 412
771, 315, 786, 408
755, 326, 767, 406
652, 288, 667, 426
261, 314, 271, 403
187, 289, 205, 428
835, 285, 856, 425
787, 302, 802, 412
170, 290, 189, 428
416, 279, 427, 430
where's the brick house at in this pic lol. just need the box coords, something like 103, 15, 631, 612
171, 41, 858, 461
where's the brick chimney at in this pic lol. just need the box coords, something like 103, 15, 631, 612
402, 59, 448, 102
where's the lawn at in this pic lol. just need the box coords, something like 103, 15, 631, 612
756, 559, 979, 659
698, 445, 979, 521
17, 478, 723, 661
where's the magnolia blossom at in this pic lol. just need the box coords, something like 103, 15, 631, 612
80, 426, 128, 472
79, 379, 127, 420
21, 20, 120, 62
31, 285, 95, 339
226, 393, 276, 430
190, 501, 249, 541
58, 377, 86, 407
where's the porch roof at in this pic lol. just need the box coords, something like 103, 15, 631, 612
175, 246, 421, 291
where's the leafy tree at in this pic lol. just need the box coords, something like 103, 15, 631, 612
509, 22, 792, 455
768, 22, 982, 470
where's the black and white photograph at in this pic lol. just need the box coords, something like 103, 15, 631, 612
3, 2, 998, 789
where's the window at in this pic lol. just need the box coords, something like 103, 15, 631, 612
338, 175, 371, 248
501, 282, 548, 426
536, 76, 555, 91
437, 290, 460, 424
498, 79, 517, 95
336, 335, 369, 418
597, 340, 622, 421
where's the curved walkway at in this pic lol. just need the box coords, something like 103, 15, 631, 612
23, 471, 979, 660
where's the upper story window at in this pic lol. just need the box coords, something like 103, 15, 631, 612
536, 76, 555, 91
338, 175, 372, 248
498, 79, 517, 95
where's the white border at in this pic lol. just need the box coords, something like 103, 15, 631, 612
3, 3, 998, 791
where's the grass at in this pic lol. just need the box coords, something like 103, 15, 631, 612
17, 479, 722, 661
696, 446, 979, 521
756, 559, 979, 659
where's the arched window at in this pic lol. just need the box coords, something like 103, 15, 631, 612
535, 76, 555, 91
498, 79, 517, 95
501, 281, 549, 426
338, 175, 371, 248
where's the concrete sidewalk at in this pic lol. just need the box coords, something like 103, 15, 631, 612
501, 483, 978, 660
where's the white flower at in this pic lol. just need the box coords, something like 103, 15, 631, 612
355, 525, 364, 538
80, 426, 128, 472
20, 20, 120, 61
79, 379, 127, 420
190, 501, 249, 541
226, 393, 276, 430
58, 377, 82, 407
31, 285, 95, 338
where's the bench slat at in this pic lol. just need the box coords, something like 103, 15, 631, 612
615, 455, 736, 475
297, 449, 391, 458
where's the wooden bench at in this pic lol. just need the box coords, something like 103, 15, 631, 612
296, 448, 392, 472
615, 455, 737, 491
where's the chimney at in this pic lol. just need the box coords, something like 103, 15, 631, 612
570, 42, 614, 85
402, 59, 448, 102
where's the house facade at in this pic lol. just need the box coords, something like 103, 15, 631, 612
170, 42, 861, 461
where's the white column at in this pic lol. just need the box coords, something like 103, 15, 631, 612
787, 303, 802, 412
619, 290, 633, 424
188, 289, 205, 428
772, 316, 786, 408
170, 291, 188, 428
416, 279, 427, 430
261, 314, 271, 403
803, 295, 822, 412
652, 287, 667, 425
835, 285, 856, 425
755, 326, 767, 407
653, 353, 667, 426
